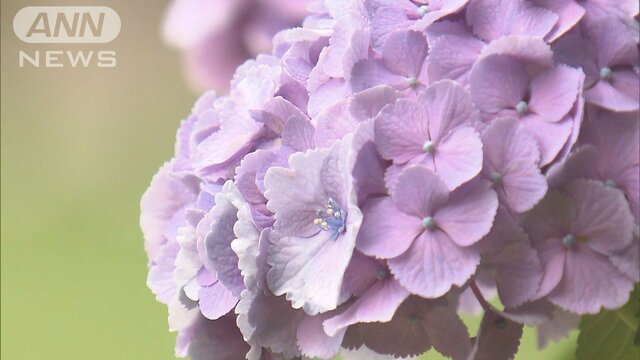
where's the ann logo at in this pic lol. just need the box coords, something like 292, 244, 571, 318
14, 6, 120, 43
26, 11, 105, 38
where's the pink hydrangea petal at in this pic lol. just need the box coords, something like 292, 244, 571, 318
348, 85, 399, 121
281, 115, 316, 151
566, 179, 634, 254
351, 59, 409, 92
308, 78, 351, 119
528, 65, 582, 123
617, 166, 640, 220
419, 80, 477, 142
548, 242, 634, 314
481, 210, 544, 308
356, 297, 433, 358
204, 183, 245, 297
297, 313, 345, 359
324, 278, 410, 337
466, 0, 558, 42
244, 291, 302, 358
370, 6, 415, 51
587, 75, 640, 112
392, 166, 449, 218
388, 230, 480, 298
469, 55, 529, 116
314, 100, 358, 148
413, 0, 470, 31
421, 299, 472, 360
267, 222, 356, 315
141, 162, 198, 261
357, 197, 423, 259
259, 96, 308, 135
433, 127, 483, 190
187, 314, 250, 360
468, 310, 523, 360
610, 237, 640, 282
533, 0, 585, 41
340, 251, 381, 298
147, 242, 179, 304
381, 30, 428, 78
480, 35, 554, 67
426, 34, 484, 87
536, 307, 580, 349
198, 282, 238, 320
351, 121, 389, 203
587, 18, 638, 68
502, 299, 555, 326
520, 114, 573, 166
435, 179, 498, 247
374, 99, 430, 163
546, 145, 599, 188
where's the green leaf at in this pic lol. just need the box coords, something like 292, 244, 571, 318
576, 285, 640, 360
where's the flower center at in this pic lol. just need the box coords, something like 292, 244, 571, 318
423, 140, 436, 154
422, 216, 437, 230
313, 198, 346, 240
417, 5, 429, 16
489, 171, 503, 184
376, 266, 389, 281
604, 179, 617, 188
600, 67, 612, 81
406, 76, 419, 88
516, 101, 529, 115
562, 234, 576, 248
408, 314, 420, 325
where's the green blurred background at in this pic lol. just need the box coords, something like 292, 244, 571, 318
0, 1, 576, 359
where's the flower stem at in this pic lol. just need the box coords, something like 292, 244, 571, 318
470, 279, 494, 313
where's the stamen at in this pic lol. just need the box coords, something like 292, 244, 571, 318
417, 5, 429, 16
516, 101, 529, 115
489, 171, 503, 184
312, 198, 347, 240
423, 140, 436, 154
562, 234, 576, 248
600, 67, 612, 81
422, 216, 436, 230
604, 179, 616, 188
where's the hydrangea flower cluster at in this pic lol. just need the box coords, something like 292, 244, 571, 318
163, 0, 313, 91
142, 0, 640, 359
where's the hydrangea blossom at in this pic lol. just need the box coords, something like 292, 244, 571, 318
143, 0, 640, 358
163, 0, 314, 91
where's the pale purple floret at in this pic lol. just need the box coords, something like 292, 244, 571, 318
374, 80, 483, 190
468, 309, 524, 360
358, 166, 498, 298
476, 209, 544, 308
368, 0, 469, 51
323, 255, 410, 337
351, 30, 429, 92
348, 296, 472, 359
481, 118, 548, 213
264, 137, 363, 315
523, 181, 635, 314
553, 18, 639, 112
470, 52, 584, 165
